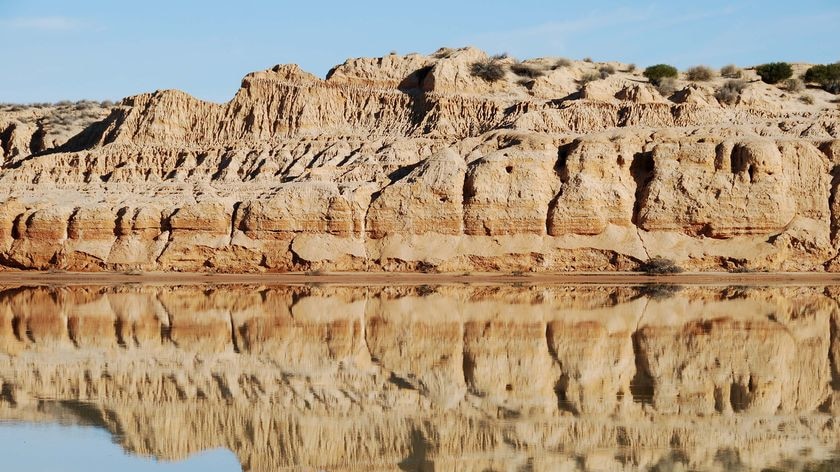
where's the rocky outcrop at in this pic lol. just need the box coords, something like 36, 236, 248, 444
2, 283, 840, 471
2, 49, 840, 272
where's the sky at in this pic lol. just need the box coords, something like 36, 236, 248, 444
0, 0, 838, 103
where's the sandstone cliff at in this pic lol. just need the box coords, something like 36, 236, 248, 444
1, 49, 840, 272
2, 283, 840, 470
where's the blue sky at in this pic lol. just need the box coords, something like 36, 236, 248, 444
1, 0, 838, 103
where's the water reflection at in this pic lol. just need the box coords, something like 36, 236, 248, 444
0, 421, 239, 471
0, 282, 839, 471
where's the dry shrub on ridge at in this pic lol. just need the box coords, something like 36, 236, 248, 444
715, 79, 748, 104
510, 62, 546, 79
783, 78, 805, 93
686, 65, 714, 81
599, 64, 616, 79
720, 64, 743, 78
470, 60, 506, 82
656, 77, 679, 97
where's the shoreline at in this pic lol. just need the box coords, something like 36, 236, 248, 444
1, 270, 840, 286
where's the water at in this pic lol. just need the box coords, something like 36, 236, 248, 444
1, 282, 839, 471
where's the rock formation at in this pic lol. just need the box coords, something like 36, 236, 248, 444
2, 283, 840, 470
1, 49, 839, 272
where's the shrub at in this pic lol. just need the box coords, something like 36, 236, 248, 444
516, 78, 534, 88
583, 57, 593, 63
686, 65, 714, 81
783, 78, 804, 93
656, 77, 679, 96
470, 60, 506, 82
800, 94, 815, 105
715, 79, 748, 104
639, 257, 684, 274
579, 71, 601, 86
552, 58, 571, 69
643, 64, 679, 85
432, 47, 455, 59
416, 284, 436, 296
720, 64, 743, 78
510, 62, 546, 79
803, 63, 840, 94
599, 64, 616, 79
755, 62, 793, 84
417, 261, 438, 273
491, 52, 509, 60
803, 63, 840, 84
637, 283, 683, 300
626, 63, 637, 73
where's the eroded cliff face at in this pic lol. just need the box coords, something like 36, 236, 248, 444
1, 48, 840, 272
2, 283, 840, 471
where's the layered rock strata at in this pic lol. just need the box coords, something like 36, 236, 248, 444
1, 49, 840, 272
2, 284, 840, 470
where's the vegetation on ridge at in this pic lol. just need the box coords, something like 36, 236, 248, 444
686, 65, 714, 82
470, 59, 506, 82
643, 64, 679, 86
755, 62, 793, 84
804, 63, 840, 94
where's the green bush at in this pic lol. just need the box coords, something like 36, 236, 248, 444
686, 65, 714, 81
470, 60, 506, 82
803, 63, 840, 94
755, 62, 793, 84
643, 64, 678, 85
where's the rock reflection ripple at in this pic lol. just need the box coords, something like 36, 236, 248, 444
0, 283, 839, 471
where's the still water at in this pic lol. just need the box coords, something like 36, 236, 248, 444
0, 282, 839, 471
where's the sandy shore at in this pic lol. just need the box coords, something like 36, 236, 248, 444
0, 270, 839, 286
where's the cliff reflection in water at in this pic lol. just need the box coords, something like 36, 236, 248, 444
1, 282, 840, 471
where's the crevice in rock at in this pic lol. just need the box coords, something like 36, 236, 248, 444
0, 124, 14, 159
28, 120, 47, 155
828, 164, 840, 246
629, 151, 654, 227
229, 202, 242, 244
154, 211, 175, 264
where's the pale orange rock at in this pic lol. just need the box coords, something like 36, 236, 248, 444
0, 50, 839, 272
366, 147, 466, 238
